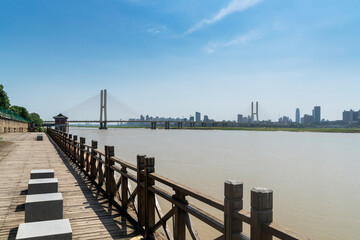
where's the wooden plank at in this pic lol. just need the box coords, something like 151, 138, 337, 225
0, 132, 143, 240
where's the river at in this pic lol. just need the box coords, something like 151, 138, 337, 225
69, 127, 360, 240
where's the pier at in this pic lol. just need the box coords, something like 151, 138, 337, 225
0, 132, 140, 239
0, 129, 311, 239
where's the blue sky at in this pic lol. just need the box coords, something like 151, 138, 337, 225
1, 0, 359, 121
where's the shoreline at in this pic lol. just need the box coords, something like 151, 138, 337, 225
69, 125, 360, 133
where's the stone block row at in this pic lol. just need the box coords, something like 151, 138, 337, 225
16, 169, 72, 240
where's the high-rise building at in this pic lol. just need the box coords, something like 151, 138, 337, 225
189, 116, 194, 121
303, 114, 313, 124
203, 115, 209, 122
343, 109, 360, 123
312, 106, 321, 123
278, 116, 291, 124
237, 114, 243, 123
195, 112, 201, 122
295, 108, 300, 123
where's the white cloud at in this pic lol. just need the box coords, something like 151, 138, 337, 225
147, 28, 161, 34
186, 0, 263, 35
147, 26, 167, 35
204, 30, 262, 53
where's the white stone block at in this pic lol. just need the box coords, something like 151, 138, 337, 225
16, 219, 72, 240
25, 193, 63, 223
28, 178, 58, 194
30, 169, 54, 179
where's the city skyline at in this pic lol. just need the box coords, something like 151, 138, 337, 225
1, 0, 360, 121
120, 105, 357, 124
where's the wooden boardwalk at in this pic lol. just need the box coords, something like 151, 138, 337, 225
0, 132, 141, 240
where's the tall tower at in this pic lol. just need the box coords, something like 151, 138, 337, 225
296, 108, 300, 123
251, 101, 259, 123
313, 106, 321, 123
99, 89, 108, 129
195, 112, 201, 122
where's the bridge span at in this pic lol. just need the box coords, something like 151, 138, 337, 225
45, 89, 271, 130
43, 119, 281, 130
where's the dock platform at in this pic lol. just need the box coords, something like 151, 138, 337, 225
0, 132, 140, 240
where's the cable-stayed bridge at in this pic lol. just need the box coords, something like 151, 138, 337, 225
43, 89, 272, 129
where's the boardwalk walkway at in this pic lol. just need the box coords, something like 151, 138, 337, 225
0, 132, 141, 240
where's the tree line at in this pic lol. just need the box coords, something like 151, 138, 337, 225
0, 84, 43, 127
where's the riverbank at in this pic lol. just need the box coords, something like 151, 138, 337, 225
182, 127, 360, 133
70, 125, 360, 133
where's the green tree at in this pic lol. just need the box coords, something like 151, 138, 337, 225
10, 105, 30, 120
0, 84, 10, 110
29, 112, 43, 127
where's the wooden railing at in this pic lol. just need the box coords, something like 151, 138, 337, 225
47, 128, 311, 240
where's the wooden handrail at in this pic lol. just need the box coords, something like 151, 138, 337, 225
93, 149, 105, 156
110, 156, 137, 171
111, 165, 137, 183
149, 172, 224, 211
94, 155, 105, 164
233, 209, 251, 225
263, 223, 311, 240
149, 185, 224, 233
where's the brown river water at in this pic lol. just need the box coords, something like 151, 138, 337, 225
69, 127, 360, 240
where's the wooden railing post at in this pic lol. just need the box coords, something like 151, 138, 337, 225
68, 134, 72, 156
173, 191, 187, 240
73, 135, 77, 161
60, 132, 64, 150
62, 132, 66, 150
63, 132, 66, 152
90, 140, 98, 182
250, 187, 273, 240
137, 155, 146, 231
105, 146, 116, 200
64, 133, 68, 152
145, 157, 155, 239
80, 137, 86, 169
224, 180, 243, 240
121, 166, 128, 209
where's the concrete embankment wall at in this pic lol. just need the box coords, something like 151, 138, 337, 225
0, 117, 28, 133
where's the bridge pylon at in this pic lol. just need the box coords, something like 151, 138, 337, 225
99, 89, 108, 129
251, 101, 259, 123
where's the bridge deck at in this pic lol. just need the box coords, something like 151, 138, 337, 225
0, 132, 141, 240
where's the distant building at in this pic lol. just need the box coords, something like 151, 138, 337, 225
189, 116, 194, 121
278, 116, 291, 124
244, 115, 251, 123
237, 114, 243, 123
140, 115, 144, 121
354, 111, 360, 122
343, 109, 360, 123
296, 108, 300, 123
203, 115, 209, 122
195, 112, 201, 122
303, 114, 313, 125
53, 113, 68, 132
312, 106, 321, 123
